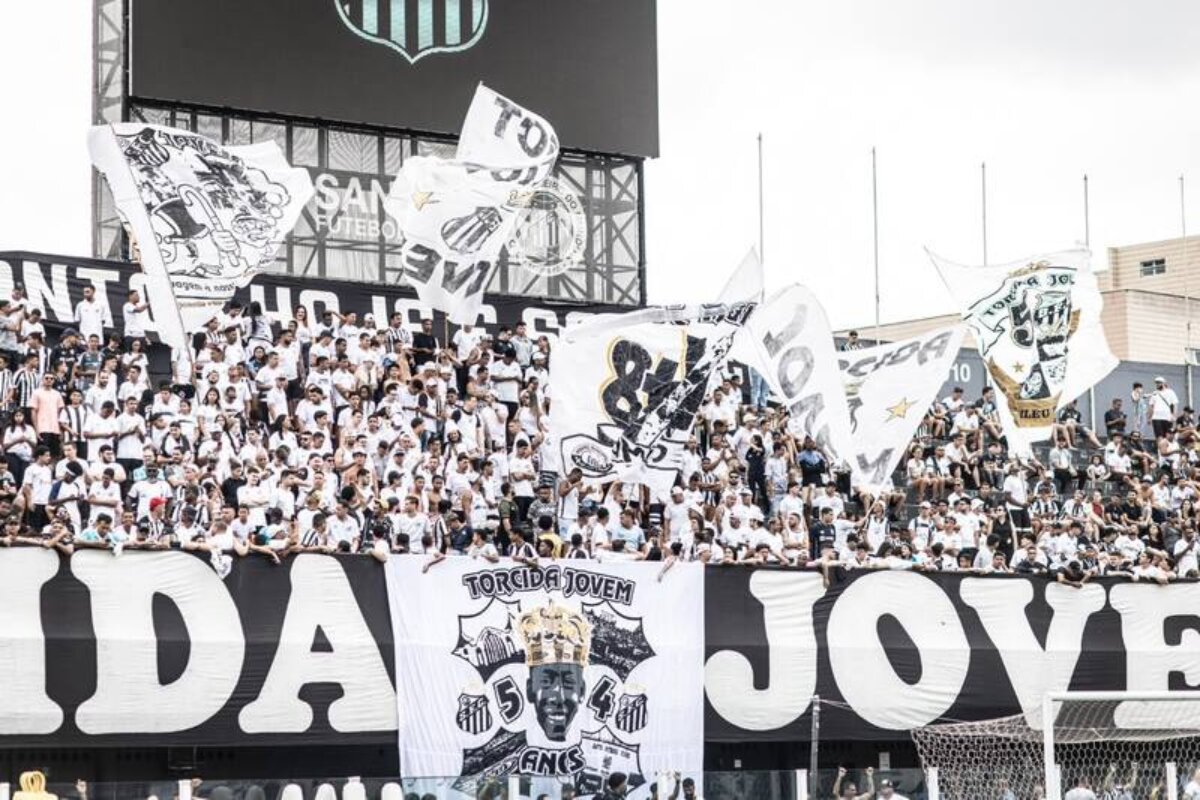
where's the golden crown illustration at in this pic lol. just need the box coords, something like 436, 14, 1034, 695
516, 601, 592, 668
14, 772, 56, 800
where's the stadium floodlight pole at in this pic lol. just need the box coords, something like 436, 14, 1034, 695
872, 147, 881, 346
981, 161, 989, 266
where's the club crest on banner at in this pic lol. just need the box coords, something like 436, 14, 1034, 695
971, 261, 1080, 428
390, 559, 702, 797
335, 0, 489, 63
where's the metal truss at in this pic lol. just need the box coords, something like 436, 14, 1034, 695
89, 1, 646, 308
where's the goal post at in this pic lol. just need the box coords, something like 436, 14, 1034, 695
912, 691, 1200, 800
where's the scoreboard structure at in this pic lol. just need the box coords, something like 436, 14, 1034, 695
92, 0, 658, 308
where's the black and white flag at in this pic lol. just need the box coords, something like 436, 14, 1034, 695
88, 124, 312, 352
551, 300, 757, 499
929, 249, 1117, 455
384, 85, 559, 324
838, 326, 966, 494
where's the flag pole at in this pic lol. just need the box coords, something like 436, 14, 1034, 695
1182, 175, 1190, 349
1083, 174, 1091, 248
1183, 174, 1192, 407
981, 161, 988, 266
1084, 174, 1096, 432
757, 132, 765, 263
872, 146, 881, 346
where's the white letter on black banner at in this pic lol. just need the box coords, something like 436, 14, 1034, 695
1110, 583, 1200, 729
961, 578, 1105, 727
705, 571, 821, 731
240, 555, 396, 733
74, 551, 244, 734
827, 572, 969, 729
0, 549, 63, 733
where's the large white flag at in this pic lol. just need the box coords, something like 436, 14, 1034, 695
386, 556, 704, 797
552, 302, 757, 499
741, 284, 857, 470
88, 124, 313, 352
384, 85, 559, 325
929, 249, 1117, 454
839, 325, 967, 493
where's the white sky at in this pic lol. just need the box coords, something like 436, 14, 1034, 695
3, 1, 1200, 328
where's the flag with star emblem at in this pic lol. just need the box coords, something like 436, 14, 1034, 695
384, 84, 559, 324
838, 325, 967, 494
929, 248, 1117, 455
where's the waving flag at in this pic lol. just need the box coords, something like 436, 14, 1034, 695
88, 124, 312, 352
839, 325, 967, 493
385, 84, 559, 324
553, 302, 756, 498
929, 248, 1117, 455
741, 285, 858, 471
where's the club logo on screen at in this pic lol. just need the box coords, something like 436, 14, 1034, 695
335, 0, 489, 63
506, 177, 587, 278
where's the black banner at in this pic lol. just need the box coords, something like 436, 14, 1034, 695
2, 549, 393, 747
1, 549, 1198, 747
704, 566, 1196, 742
0, 250, 623, 350
128, 0, 659, 157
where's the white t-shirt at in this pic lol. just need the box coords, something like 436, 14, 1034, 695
88, 480, 122, 524
1003, 473, 1028, 510
491, 359, 521, 403
123, 301, 148, 337
1150, 387, 1178, 421
75, 298, 111, 341
1063, 788, 1097, 800
23, 463, 53, 505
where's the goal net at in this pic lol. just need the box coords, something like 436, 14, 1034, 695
911, 692, 1200, 800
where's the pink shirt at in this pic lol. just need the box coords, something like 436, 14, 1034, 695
30, 387, 64, 435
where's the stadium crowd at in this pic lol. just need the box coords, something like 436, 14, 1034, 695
0, 287, 1195, 584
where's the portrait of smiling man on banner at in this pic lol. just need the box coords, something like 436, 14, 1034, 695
518, 602, 592, 742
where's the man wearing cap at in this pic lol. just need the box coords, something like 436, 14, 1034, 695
1149, 376, 1178, 439
876, 777, 908, 800
128, 463, 172, 521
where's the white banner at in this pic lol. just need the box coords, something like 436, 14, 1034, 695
384, 85, 560, 325
839, 325, 967, 493
552, 303, 756, 499
387, 556, 703, 798
88, 124, 313, 352
929, 249, 1117, 454
742, 284, 857, 470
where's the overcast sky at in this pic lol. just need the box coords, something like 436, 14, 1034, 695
3, 1, 1200, 328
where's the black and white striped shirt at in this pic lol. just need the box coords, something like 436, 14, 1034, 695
0, 369, 14, 411
60, 404, 89, 445
13, 368, 38, 409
